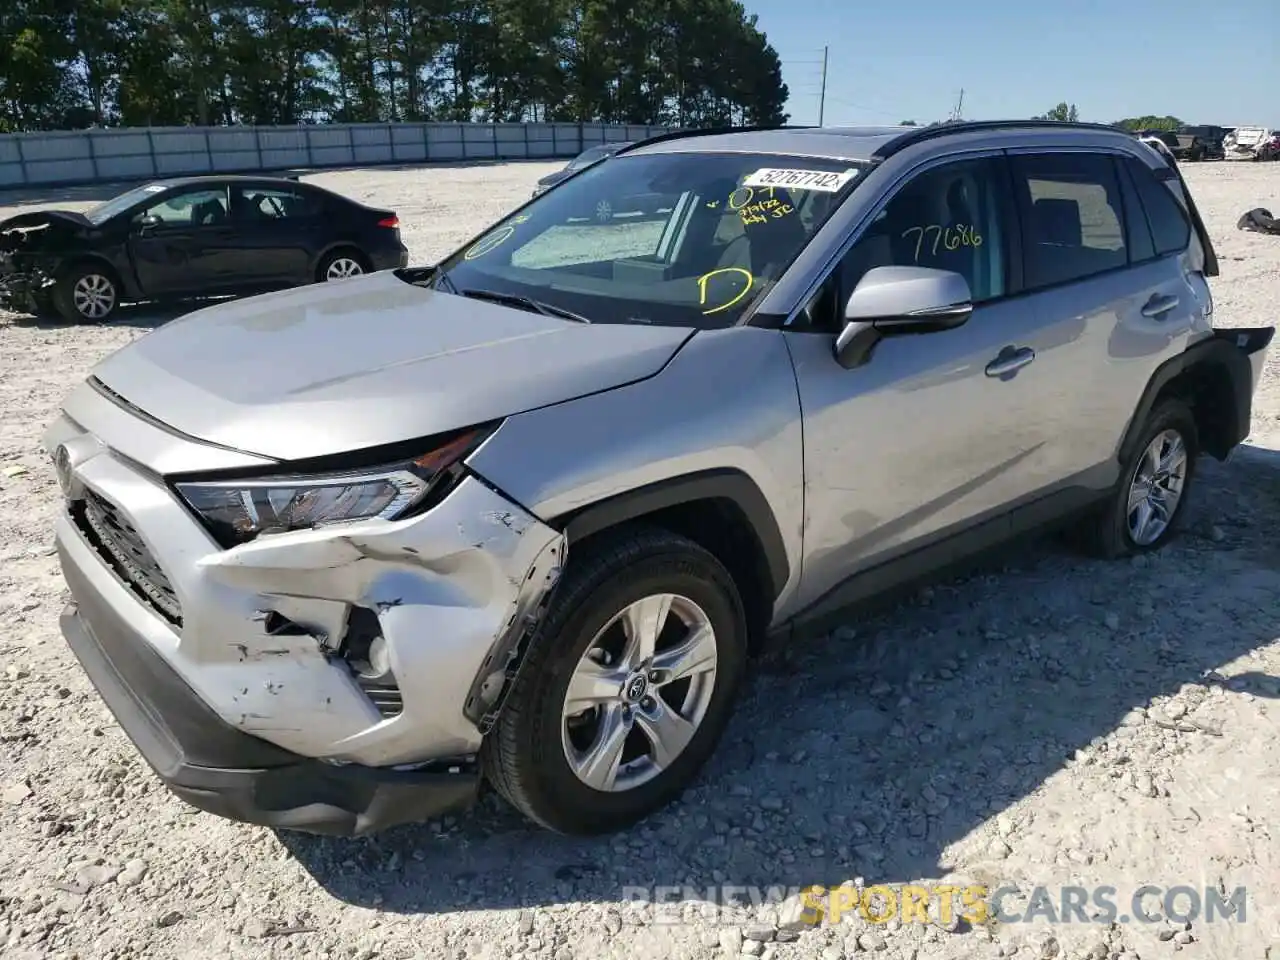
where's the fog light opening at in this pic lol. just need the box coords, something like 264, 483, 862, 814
339, 606, 404, 719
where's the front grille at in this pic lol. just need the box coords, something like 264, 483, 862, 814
357, 678, 404, 719
72, 489, 183, 626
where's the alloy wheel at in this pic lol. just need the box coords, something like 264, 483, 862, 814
561, 593, 718, 792
73, 273, 116, 320
1127, 428, 1188, 546
325, 257, 364, 280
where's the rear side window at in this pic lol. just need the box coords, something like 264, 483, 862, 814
1123, 158, 1191, 256
1009, 152, 1128, 290
1115, 160, 1156, 263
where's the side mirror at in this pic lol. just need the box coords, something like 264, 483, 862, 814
134, 213, 162, 234
834, 266, 974, 369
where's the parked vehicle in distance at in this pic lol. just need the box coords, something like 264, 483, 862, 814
531, 142, 632, 198
1174, 125, 1227, 160
0, 175, 408, 323
45, 121, 1273, 839
1134, 129, 1181, 154
1258, 132, 1280, 162
1137, 134, 1179, 165
1223, 126, 1273, 160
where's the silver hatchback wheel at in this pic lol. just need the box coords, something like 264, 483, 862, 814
73, 273, 116, 320
1127, 428, 1188, 546
561, 593, 718, 793
324, 257, 364, 281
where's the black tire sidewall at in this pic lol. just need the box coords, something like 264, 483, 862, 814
501, 539, 747, 833
1107, 401, 1199, 554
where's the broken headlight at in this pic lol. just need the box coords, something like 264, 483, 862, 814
174, 427, 492, 547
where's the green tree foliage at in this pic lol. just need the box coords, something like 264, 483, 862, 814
1034, 102, 1079, 122
1113, 115, 1184, 132
0, 0, 789, 130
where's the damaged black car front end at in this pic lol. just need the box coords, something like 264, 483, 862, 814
0, 211, 94, 317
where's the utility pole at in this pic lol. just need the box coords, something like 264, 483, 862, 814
817, 45, 828, 127
950, 88, 965, 123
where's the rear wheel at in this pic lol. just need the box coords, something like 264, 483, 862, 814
53, 263, 119, 323
1076, 399, 1198, 559
317, 249, 368, 282
482, 528, 749, 835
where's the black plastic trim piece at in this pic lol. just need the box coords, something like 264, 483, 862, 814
1118, 329, 1274, 463
870, 120, 1130, 163
161, 421, 500, 483
553, 468, 791, 601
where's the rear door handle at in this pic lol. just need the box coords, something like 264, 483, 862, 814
1141, 294, 1179, 318
985, 345, 1036, 378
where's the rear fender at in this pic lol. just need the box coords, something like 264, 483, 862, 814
1120, 327, 1275, 463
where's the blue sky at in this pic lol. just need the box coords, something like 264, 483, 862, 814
751, 0, 1278, 129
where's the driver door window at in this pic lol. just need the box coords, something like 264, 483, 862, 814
800, 157, 1010, 332
141, 187, 230, 227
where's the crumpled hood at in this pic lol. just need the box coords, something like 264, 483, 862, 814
0, 210, 93, 232
90, 270, 694, 462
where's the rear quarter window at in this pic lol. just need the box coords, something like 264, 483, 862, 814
1123, 158, 1191, 256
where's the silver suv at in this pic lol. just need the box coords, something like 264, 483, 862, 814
45, 121, 1274, 838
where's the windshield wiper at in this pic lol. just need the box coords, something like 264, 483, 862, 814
455, 287, 592, 324
430, 265, 459, 293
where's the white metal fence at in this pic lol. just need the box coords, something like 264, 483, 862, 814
0, 122, 677, 188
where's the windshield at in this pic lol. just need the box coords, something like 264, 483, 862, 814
432, 151, 867, 328
85, 182, 170, 225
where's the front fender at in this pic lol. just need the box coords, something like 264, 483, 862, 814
463, 326, 805, 616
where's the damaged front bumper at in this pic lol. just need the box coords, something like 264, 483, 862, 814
0, 267, 53, 315
45, 401, 567, 836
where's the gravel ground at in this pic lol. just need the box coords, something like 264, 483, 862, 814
1, 159, 1278, 960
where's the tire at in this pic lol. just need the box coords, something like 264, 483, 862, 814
316, 248, 368, 282
52, 262, 119, 323
482, 527, 749, 835
1077, 399, 1199, 560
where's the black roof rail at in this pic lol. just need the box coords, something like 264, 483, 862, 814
870, 119, 1130, 162
613, 124, 819, 155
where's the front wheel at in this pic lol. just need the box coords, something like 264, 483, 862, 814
53, 264, 119, 323
1076, 399, 1198, 559
482, 528, 749, 835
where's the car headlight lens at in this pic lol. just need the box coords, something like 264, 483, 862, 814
174, 426, 492, 546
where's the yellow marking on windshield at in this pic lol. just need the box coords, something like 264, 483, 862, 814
697, 267, 755, 315
726, 184, 795, 226
464, 225, 516, 260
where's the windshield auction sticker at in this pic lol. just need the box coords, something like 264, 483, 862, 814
742, 167, 859, 192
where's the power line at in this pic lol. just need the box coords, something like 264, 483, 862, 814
823, 94, 903, 120
817, 45, 828, 126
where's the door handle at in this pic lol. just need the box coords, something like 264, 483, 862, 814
985, 346, 1036, 378
1141, 294, 1179, 318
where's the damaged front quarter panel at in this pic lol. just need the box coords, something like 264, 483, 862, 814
198, 475, 567, 767
463, 530, 566, 731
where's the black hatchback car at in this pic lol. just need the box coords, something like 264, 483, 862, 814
0, 175, 408, 323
